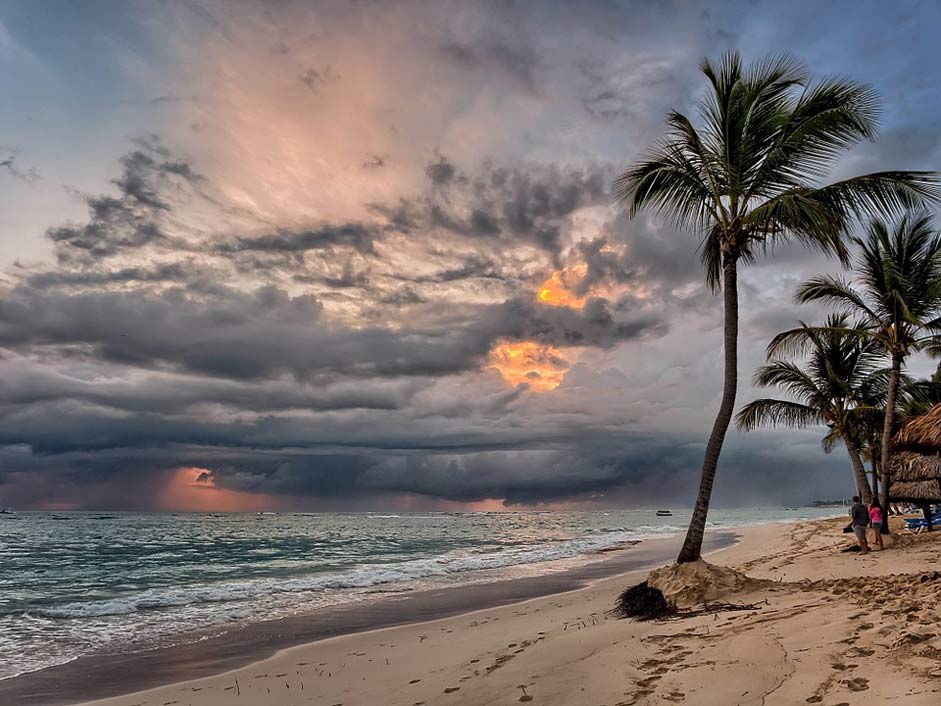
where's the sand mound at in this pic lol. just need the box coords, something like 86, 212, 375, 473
647, 559, 760, 608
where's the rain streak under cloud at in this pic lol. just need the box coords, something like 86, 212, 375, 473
2, 0, 941, 510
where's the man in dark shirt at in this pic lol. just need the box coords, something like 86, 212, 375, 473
850, 495, 870, 554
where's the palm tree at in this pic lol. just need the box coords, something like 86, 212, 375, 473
850, 378, 888, 497
615, 52, 940, 563
795, 214, 941, 529
736, 315, 881, 502
845, 368, 924, 498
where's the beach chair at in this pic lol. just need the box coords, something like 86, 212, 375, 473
903, 510, 941, 534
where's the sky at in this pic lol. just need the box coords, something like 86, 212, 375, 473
1, 0, 941, 511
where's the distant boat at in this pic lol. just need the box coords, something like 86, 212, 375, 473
656, 510, 672, 517
0, 507, 15, 515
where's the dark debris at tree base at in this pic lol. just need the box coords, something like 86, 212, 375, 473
610, 581, 769, 621
610, 581, 674, 621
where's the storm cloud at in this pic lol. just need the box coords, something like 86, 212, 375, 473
2, 0, 938, 510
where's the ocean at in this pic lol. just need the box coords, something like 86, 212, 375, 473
0, 507, 840, 681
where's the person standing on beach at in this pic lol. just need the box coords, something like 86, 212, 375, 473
850, 496, 870, 554
869, 498, 885, 550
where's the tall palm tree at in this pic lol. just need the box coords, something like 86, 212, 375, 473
736, 316, 881, 502
615, 52, 940, 563
794, 214, 941, 529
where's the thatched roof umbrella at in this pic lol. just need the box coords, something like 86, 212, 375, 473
887, 404, 941, 528
895, 404, 941, 450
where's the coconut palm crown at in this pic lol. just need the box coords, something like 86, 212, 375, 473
791, 213, 941, 521
736, 315, 886, 503
615, 51, 941, 563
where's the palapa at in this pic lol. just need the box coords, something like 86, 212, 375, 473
888, 404, 941, 505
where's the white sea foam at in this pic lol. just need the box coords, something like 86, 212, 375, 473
36, 515, 836, 621
37, 528, 644, 619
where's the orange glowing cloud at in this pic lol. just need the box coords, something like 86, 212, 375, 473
157, 467, 277, 512
488, 340, 569, 391
536, 244, 655, 311
536, 264, 588, 308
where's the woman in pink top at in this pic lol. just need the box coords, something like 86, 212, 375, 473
869, 499, 885, 550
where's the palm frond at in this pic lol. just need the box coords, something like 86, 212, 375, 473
794, 275, 880, 323
813, 172, 941, 223
735, 398, 821, 431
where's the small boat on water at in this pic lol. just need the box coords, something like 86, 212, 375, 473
656, 510, 672, 517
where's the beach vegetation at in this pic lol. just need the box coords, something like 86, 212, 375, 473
615, 51, 940, 562
736, 314, 885, 503
792, 214, 941, 530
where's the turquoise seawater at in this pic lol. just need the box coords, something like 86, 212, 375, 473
0, 507, 839, 679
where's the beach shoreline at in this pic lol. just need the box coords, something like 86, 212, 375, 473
42, 515, 941, 706
1, 528, 740, 706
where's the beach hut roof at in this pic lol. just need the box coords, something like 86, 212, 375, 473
888, 479, 941, 503
889, 406, 941, 502
886, 450, 941, 482
895, 404, 941, 450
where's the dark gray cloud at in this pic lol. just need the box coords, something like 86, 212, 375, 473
0, 281, 662, 381
0, 151, 41, 184
425, 154, 457, 186
429, 255, 505, 283
23, 261, 203, 289
486, 297, 666, 348
0, 359, 418, 416
0, 418, 850, 509
47, 143, 203, 264
383, 158, 610, 260
214, 223, 380, 257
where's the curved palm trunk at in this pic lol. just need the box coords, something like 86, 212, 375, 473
677, 257, 738, 564
878, 353, 903, 533
840, 430, 871, 504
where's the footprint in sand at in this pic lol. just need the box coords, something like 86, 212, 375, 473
842, 677, 869, 692
444, 686, 461, 693
636, 676, 661, 688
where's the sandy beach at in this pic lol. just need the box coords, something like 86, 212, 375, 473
8, 516, 938, 706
